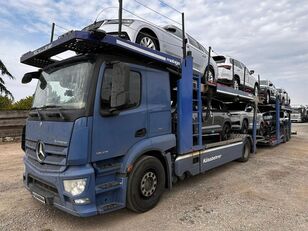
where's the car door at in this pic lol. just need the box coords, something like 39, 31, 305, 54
233, 59, 244, 83
161, 26, 185, 58
187, 35, 205, 73
212, 100, 225, 132
242, 64, 252, 88
202, 105, 214, 134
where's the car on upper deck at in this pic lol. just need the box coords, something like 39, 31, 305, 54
277, 88, 290, 105
259, 80, 278, 104
83, 19, 218, 83
212, 55, 259, 95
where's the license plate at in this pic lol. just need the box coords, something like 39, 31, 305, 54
32, 192, 46, 204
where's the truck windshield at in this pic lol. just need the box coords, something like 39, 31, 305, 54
32, 61, 94, 109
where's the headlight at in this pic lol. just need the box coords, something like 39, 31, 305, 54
63, 178, 87, 196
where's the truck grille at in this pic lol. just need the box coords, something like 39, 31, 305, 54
25, 139, 68, 172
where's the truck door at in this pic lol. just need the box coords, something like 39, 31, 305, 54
91, 63, 147, 162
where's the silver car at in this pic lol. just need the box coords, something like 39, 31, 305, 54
226, 103, 264, 135
277, 88, 290, 105
87, 19, 218, 82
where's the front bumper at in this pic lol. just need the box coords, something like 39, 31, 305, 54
23, 156, 97, 217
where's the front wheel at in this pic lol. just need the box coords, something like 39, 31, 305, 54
241, 120, 249, 134
127, 156, 165, 212
136, 33, 159, 51
221, 123, 231, 141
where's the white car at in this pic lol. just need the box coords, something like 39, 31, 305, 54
226, 103, 264, 135
277, 88, 290, 105
84, 19, 218, 82
212, 55, 259, 95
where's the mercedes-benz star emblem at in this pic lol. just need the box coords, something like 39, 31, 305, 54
36, 141, 46, 163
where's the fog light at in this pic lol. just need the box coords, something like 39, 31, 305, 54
74, 198, 90, 205
63, 178, 87, 196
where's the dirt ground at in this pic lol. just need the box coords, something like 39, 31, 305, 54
0, 123, 307, 231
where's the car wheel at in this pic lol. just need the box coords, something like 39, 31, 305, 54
253, 84, 258, 96
264, 91, 270, 104
232, 78, 240, 90
259, 122, 265, 136
237, 138, 251, 162
241, 119, 249, 134
202, 68, 215, 84
221, 123, 231, 141
127, 156, 165, 212
136, 33, 159, 51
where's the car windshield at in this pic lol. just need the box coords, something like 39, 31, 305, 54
32, 61, 94, 110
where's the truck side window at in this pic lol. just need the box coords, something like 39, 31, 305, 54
101, 67, 141, 111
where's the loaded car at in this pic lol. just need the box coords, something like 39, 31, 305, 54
262, 110, 290, 142
225, 103, 265, 135
259, 80, 278, 104
193, 99, 232, 141
277, 88, 290, 105
212, 55, 259, 95
84, 19, 218, 82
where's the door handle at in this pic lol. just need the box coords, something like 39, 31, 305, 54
135, 128, 147, 137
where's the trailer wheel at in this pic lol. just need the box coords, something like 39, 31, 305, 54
127, 156, 165, 212
238, 139, 251, 162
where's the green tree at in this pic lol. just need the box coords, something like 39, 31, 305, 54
12, 96, 33, 110
0, 95, 13, 110
0, 59, 14, 99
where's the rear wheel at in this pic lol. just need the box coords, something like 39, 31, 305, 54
259, 122, 265, 137
221, 123, 231, 141
136, 33, 159, 51
237, 139, 251, 162
232, 78, 240, 90
203, 68, 215, 84
253, 84, 259, 96
264, 91, 270, 104
127, 156, 165, 212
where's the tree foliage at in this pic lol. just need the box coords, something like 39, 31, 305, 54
0, 59, 14, 99
0, 96, 33, 110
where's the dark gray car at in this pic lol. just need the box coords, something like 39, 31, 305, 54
194, 99, 232, 140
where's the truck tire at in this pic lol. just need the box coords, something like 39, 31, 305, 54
127, 156, 165, 212
237, 139, 251, 162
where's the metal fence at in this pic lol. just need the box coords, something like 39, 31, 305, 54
0, 110, 29, 138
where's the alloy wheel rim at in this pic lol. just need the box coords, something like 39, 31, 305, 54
233, 80, 239, 90
140, 37, 156, 50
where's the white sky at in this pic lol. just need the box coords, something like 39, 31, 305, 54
0, 0, 307, 104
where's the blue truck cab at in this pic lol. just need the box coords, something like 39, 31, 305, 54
21, 30, 255, 217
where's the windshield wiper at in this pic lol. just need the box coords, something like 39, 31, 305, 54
32, 105, 65, 120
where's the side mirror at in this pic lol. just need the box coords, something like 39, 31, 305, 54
22, 70, 47, 89
110, 63, 130, 109
249, 70, 254, 75
269, 83, 273, 87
